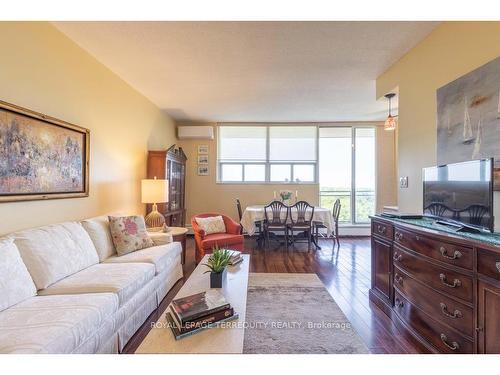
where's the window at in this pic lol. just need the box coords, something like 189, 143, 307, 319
218, 125, 318, 183
269, 126, 317, 182
319, 126, 376, 225
218, 126, 267, 182
354, 128, 376, 223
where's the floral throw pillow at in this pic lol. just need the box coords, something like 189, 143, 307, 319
108, 216, 154, 256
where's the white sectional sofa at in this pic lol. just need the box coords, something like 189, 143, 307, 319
0, 216, 183, 354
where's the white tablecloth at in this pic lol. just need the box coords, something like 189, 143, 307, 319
240, 205, 334, 236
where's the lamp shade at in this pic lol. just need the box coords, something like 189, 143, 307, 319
141, 179, 169, 204
384, 115, 397, 131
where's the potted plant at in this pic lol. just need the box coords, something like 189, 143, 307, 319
203, 246, 232, 288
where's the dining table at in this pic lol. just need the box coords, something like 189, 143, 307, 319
240, 204, 334, 249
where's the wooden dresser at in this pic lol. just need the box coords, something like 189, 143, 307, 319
370, 216, 500, 353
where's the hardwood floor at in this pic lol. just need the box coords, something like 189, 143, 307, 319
122, 235, 421, 354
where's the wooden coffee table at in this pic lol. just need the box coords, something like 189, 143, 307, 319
135, 254, 250, 354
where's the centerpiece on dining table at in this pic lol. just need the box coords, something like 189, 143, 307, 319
273, 190, 298, 205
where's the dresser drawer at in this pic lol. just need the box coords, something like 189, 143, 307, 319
394, 291, 473, 354
372, 220, 393, 241
393, 245, 473, 302
394, 227, 472, 269
394, 266, 473, 337
477, 248, 500, 282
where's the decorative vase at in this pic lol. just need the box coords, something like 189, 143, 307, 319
210, 268, 227, 288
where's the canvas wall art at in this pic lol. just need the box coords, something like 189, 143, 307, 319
0, 100, 89, 202
437, 56, 500, 166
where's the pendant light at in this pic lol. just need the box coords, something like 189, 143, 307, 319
384, 93, 397, 131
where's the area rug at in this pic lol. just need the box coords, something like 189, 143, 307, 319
242, 273, 369, 354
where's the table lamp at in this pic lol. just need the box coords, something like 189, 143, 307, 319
141, 177, 169, 231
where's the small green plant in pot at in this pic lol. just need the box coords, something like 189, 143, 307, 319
203, 246, 232, 288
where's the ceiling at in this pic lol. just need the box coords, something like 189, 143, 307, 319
53, 21, 438, 123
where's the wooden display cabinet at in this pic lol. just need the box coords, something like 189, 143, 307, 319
147, 145, 187, 227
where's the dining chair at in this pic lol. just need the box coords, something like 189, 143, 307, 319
263, 200, 289, 250
314, 199, 341, 249
289, 201, 315, 252
236, 198, 243, 234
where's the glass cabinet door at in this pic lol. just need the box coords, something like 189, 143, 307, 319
168, 160, 182, 211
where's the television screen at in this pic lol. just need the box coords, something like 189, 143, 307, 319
423, 158, 493, 232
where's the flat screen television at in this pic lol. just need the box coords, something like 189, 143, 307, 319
423, 158, 494, 232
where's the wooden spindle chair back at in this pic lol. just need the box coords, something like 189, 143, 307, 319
290, 201, 314, 225
264, 200, 288, 225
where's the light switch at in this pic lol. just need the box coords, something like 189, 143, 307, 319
399, 176, 408, 188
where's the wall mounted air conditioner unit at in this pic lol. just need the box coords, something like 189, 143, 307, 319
177, 126, 214, 140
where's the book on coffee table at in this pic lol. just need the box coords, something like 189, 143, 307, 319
229, 250, 243, 265
167, 311, 239, 340
170, 306, 234, 330
170, 289, 230, 324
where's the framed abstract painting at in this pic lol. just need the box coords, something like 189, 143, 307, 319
0, 100, 90, 202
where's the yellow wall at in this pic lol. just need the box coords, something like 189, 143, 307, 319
178, 123, 396, 224
0, 22, 176, 235
376, 21, 500, 213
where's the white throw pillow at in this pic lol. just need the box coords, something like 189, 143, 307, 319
0, 238, 37, 312
195, 216, 226, 235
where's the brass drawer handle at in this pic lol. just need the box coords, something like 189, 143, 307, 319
440, 333, 459, 351
439, 302, 463, 319
393, 253, 402, 262
395, 298, 404, 308
394, 273, 403, 285
376, 225, 386, 234
440, 246, 462, 260
439, 273, 462, 288
395, 232, 403, 241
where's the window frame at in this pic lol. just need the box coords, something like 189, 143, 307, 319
217, 124, 318, 184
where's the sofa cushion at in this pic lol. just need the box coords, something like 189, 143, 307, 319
0, 293, 118, 353
195, 215, 226, 235
201, 233, 244, 250
81, 215, 116, 261
13, 222, 99, 290
108, 216, 154, 256
0, 238, 37, 312
103, 242, 182, 275
38, 263, 155, 307
147, 231, 173, 247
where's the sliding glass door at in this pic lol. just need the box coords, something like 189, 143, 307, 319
319, 126, 376, 224
319, 127, 352, 223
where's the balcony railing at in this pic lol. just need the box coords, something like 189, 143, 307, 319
320, 189, 375, 224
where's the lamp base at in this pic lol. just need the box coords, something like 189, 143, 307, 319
145, 204, 165, 231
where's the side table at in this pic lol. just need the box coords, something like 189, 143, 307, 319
167, 227, 188, 264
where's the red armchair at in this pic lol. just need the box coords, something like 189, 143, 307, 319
191, 213, 244, 264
